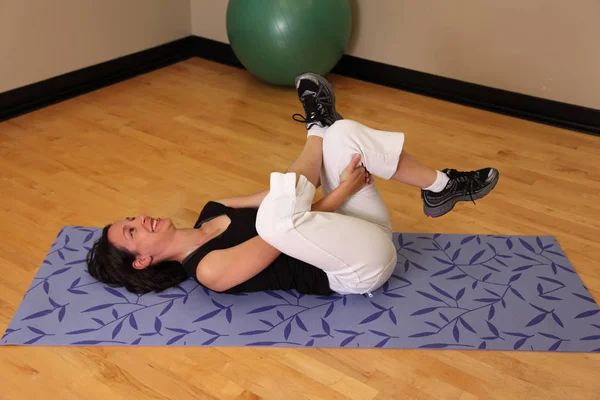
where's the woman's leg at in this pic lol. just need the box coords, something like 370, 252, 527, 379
256, 75, 428, 295
283, 136, 323, 188
255, 120, 439, 294
391, 152, 437, 188
256, 170, 397, 295
256, 73, 498, 295
254, 119, 455, 295
319, 120, 406, 236
257, 74, 396, 295
320, 119, 499, 219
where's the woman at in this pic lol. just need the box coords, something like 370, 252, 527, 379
87, 73, 499, 297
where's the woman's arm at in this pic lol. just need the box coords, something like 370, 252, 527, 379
216, 177, 360, 212
216, 170, 363, 212
216, 182, 354, 212
196, 236, 281, 292
214, 190, 270, 209
311, 183, 353, 212
312, 155, 370, 212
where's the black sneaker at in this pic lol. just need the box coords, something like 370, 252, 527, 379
421, 168, 500, 217
292, 72, 343, 129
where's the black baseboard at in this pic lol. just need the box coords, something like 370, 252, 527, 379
333, 56, 600, 136
0, 37, 195, 123
188, 37, 599, 136
191, 36, 243, 70
2, 35, 598, 136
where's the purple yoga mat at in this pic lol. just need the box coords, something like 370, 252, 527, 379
2, 227, 600, 351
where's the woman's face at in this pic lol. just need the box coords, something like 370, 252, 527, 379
107, 215, 176, 268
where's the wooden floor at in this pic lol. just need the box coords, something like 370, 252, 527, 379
1, 58, 599, 399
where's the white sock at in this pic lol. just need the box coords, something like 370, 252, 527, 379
423, 170, 450, 192
307, 125, 328, 138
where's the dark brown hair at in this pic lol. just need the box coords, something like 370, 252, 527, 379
86, 225, 188, 294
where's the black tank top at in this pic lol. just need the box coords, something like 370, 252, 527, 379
181, 201, 332, 295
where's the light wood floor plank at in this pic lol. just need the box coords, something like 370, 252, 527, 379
1, 58, 599, 399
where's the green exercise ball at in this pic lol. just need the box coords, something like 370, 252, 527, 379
226, 0, 352, 86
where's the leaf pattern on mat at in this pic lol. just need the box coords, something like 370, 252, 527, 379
2, 228, 600, 351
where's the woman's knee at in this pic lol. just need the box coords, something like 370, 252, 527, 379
323, 120, 361, 150
375, 234, 398, 268
362, 239, 397, 293
255, 192, 287, 243
255, 172, 314, 242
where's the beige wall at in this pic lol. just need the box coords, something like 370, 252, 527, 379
190, 0, 599, 110
0, 0, 191, 94
191, 0, 228, 44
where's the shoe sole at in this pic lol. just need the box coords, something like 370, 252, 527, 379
424, 172, 500, 218
295, 73, 343, 121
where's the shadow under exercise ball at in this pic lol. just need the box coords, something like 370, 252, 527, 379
226, 0, 352, 86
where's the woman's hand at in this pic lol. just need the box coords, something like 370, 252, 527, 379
340, 154, 371, 196
310, 154, 371, 213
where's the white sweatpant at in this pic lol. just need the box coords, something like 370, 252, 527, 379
256, 120, 405, 295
